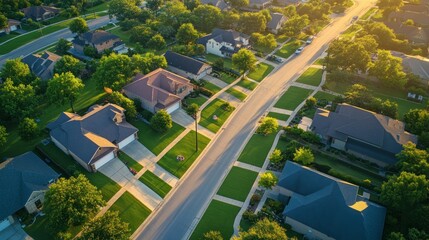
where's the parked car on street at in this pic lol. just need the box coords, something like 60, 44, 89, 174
295, 47, 304, 55
306, 36, 314, 44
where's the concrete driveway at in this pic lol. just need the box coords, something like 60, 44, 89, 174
171, 109, 215, 138
0, 219, 32, 240
121, 141, 157, 166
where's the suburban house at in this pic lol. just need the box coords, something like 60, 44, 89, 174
200, 0, 229, 11
72, 30, 125, 54
47, 104, 138, 172
0, 152, 59, 232
388, 11, 429, 27
267, 12, 287, 34
197, 28, 250, 58
21, 6, 60, 21
310, 104, 418, 166
164, 51, 213, 80
123, 68, 194, 114
0, 19, 21, 35
386, 21, 429, 44
22, 51, 61, 80
248, 0, 272, 9
278, 161, 386, 240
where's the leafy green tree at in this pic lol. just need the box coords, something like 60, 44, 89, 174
369, 50, 406, 88
184, 0, 200, 10
232, 49, 257, 73
233, 218, 288, 240
93, 53, 134, 90
281, 15, 309, 37
171, 44, 205, 57
229, 0, 249, 8
0, 125, 7, 147
0, 79, 37, 120
380, 99, 398, 119
44, 175, 105, 230
186, 103, 199, 117
403, 109, 429, 135
213, 58, 224, 69
131, 53, 167, 74
158, 1, 191, 30
305, 97, 317, 109
150, 110, 173, 132
344, 84, 373, 107
378, 0, 404, 13
191, 5, 222, 33
293, 147, 314, 165
176, 23, 199, 45
78, 211, 130, 240
54, 55, 85, 77
56, 38, 72, 55
387, 232, 406, 240
147, 34, 166, 50
256, 117, 278, 135
18, 117, 38, 140
396, 143, 429, 178
146, 0, 164, 11
251, 33, 277, 52
108, 0, 142, 20
221, 11, 240, 29
69, 17, 89, 34
130, 25, 154, 46
0, 14, 7, 28
269, 149, 283, 164
47, 72, 84, 112
203, 231, 223, 240
108, 91, 137, 119
239, 12, 267, 34
297, 0, 331, 21
1, 58, 33, 85
258, 172, 278, 190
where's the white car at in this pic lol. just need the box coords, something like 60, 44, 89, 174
306, 36, 314, 44
295, 47, 304, 55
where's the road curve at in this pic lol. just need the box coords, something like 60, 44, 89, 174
0, 15, 115, 66
136, 1, 374, 239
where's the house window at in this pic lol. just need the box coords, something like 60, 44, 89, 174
35, 199, 42, 209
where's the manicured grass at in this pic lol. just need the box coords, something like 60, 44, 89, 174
38, 143, 121, 201
86, 0, 111, 13
237, 78, 258, 90
374, 94, 427, 119
274, 40, 302, 59
361, 7, 378, 21
217, 167, 259, 202
274, 86, 313, 110
130, 120, 185, 155
276, 34, 289, 43
247, 63, 274, 82
204, 81, 223, 93
226, 88, 247, 101
199, 99, 235, 133
314, 58, 325, 66
25, 215, 82, 240
190, 200, 241, 240
118, 151, 143, 172
296, 67, 323, 87
216, 71, 237, 84
186, 96, 208, 107
314, 91, 337, 102
0, 32, 20, 44
108, 27, 137, 48
109, 191, 152, 235
157, 131, 210, 178
139, 171, 172, 198
267, 112, 290, 121
237, 132, 278, 167
205, 54, 236, 71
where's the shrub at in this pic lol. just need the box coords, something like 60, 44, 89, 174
269, 149, 283, 164
18, 118, 39, 140
186, 103, 199, 117
199, 87, 213, 97
221, 102, 233, 111
150, 110, 172, 132
293, 147, 314, 165
257, 117, 278, 135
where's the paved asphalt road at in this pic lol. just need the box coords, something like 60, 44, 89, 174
0, 15, 115, 66
134, 1, 377, 240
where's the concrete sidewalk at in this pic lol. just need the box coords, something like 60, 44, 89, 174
146, 164, 179, 187
232, 85, 252, 95
205, 75, 228, 88
233, 161, 261, 172
270, 107, 293, 115
218, 92, 241, 108
213, 195, 244, 208
171, 109, 215, 139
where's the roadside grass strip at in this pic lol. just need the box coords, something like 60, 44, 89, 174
237, 78, 258, 90
237, 132, 278, 167
267, 112, 290, 121
199, 99, 236, 133
226, 88, 247, 101
296, 67, 323, 87
157, 131, 210, 178
247, 63, 274, 82
274, 86, 313, 110
190, 200, 241, 240
217, 166, 259, 202
274, 40, 302, 59
139, 171, 172, 198
118, 151, 143, 172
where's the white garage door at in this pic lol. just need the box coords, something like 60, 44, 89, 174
118, 135, 135, 149
0, 218, 11, 232
166, 102, 180, 114
93, 151, 115, 170
10, 26, 17, 31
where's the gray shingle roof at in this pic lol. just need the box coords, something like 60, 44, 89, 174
48, 104, 138, 165
197, 28, 249, 48
164, 51, 212, 75
22, 51, 61, 80
21, 6, 60, 20
267, 13, 286, 30
279, 161, 386, 240
200, 0, 229, 10
0, 152, 59, 219
81, 30, 120, 45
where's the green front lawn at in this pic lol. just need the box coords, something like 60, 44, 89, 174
237, 132, 278, 167
267, 112, 290, 121
247, 63, 274, 82
274, 40, 302, 59
139, 171, 172, 198
217, 166, 258, 202
205, 54, 236, 71
130, 120, 185, 155
314, 58, 325, 66
108, 27, 168, 54
118, 151, 143, 172
274, 86, 313, 110
296, 67, 323, 87
86, 0, 111, 13
314, 91, 337, 102
237, 78, 258, 90
38, 142, 121, 201
109, 191, 152, 235
157, 131, 211, 178
375, 94, 427, 119
25, 215, 82, 240
199, 99, 235, 133
226, 88, 247, 101
185, 96, 208, 107
216, 71, 237, 84
0, 32, 20, 44
190, 200, 240, 240
204, 81, 223, 93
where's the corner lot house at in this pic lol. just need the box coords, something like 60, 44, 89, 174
164, 51, 212, 80
278, 161, 386, 240
123, 68, 194, 113
198, 28, 250, 58
0, 152, 59, 231
310, 104, 417, 166
21, 6, 60, 21
22, 51, 61, 80
72, 30, 124, 54
267, 12, 287, 34
47, 104, 138, 172
0, 19, 21, 35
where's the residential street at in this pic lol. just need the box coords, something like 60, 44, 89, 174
0, 15, 115, 66
133, 0, 377, 239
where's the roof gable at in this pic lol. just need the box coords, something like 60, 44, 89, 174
164, 51, 211, 75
